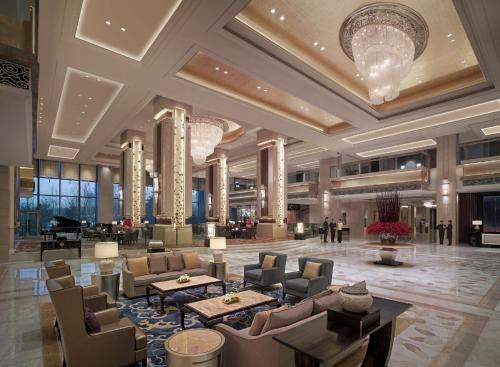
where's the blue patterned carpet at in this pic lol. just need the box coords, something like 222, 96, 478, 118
116, 280, 293, 367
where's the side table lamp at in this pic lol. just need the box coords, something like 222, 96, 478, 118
94, 242, 119, 275
210, 237, 226, 263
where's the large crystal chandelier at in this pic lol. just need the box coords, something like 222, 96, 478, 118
189, 116, 224, 165
340, 3, 428, 105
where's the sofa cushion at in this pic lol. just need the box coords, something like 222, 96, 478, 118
285, 278, 310, 293
313, 293, 340, 314
52, 259, 66, 266
127, 257, 149, 276
185, 268, 208, 277
182, 252, 201, 269
149, 253, 168, 274
261, 299, 313, 334
261, 255, 276, 269
124, 253, 149, 262
167, 253, 184, 271
245, 269, 262, 280
55, 275, 76, 289
302, 262, 321, 279
84, 306, 101, 333
100, 317, 146, 349
248, 305, 289, 336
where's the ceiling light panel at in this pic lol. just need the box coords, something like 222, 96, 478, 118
52, 67, 123, 143
356, 139, 437, 158
75, 0, 182, 61
177, 52, 351, 134
482, 124, 500, 136
48, 145, 80, 160
344, 99, 500, 144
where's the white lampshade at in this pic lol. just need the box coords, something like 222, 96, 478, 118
472, 220, 482, 226
111, 220, 118, 225
94, 242, 119, 259
210, 237, 226, 250
144, 220, 149, 224
207, 223, 216, 238
296, 222, 304, 234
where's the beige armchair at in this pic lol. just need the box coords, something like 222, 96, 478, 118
45, 259, 71, 279
46, 279, 147, 367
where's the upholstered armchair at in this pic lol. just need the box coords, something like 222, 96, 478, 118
45, 259, 71, 279
283, 257, 334, 299
243, 252, 287, 290
46, 279, 147, 367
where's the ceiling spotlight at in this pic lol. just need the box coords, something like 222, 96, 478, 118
270, 9, 276, 14
257, 86, 261, 89
77, 94, 82, 97
356, 73, 360, 77
263, 89, 268, 92
279, 15, 285, 21
215, 66, 220, 71
40, 97, 44, 100
88, 97, 92, 100
81, 111, 85, 114
450, 39, 455, 43
447, 33, 453, 37
320, 46, 325, 51
120, 27, 126, 32
105, 20, 111, 25
40, 102, 44, 106
85, 75, 89, 78
223, 70, 228, 75
313, 41, 319, 46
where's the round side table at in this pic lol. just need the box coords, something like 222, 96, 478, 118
91, 272, 120, 301
209, 261, 227, 281
165, 329, 225, 367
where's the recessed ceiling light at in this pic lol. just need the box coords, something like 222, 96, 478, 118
81, 111, 85, 114
356, 73, 360, 77
88, 97, 92, 100
40, 102, 44, 106
120, 27, 126, 32
450, 39, 455, 43
279, 15, 285, 21
77, 94, 82, 97
40, 97, 44, 100
215, 66, 220, 71
263, 89, 268, 92
313, 42, 319, 46
320, 47, 325, 51
270, 9, 276, 14
257, 86, 261, 89
223, 70, 228, 75
85, 75, 89, 78
447, 33, 453, 37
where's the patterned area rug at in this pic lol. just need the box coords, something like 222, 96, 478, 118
116, 280, 292, 367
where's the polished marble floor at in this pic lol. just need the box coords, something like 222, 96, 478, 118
1, 238, 499, 367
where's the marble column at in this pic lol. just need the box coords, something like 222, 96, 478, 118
120, 130, 145, 226
256, 130, 287, 239
97, 166, 114, 223
436, 134, 458, 245
312, 157, 341, 223
205, 148, 228, 226
0, 166, 15, 262
152, 98, 193, 247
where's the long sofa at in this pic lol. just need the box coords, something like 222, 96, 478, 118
122, 251, 209, 298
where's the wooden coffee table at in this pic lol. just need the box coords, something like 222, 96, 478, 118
147, 275, 226, 314
180, 290, 279, 329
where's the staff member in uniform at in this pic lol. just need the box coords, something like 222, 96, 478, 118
322, 217, 329, 242
329, 218, 336, 243
337, 219, 343, 243
446, 220, 453, 246
437, 220, 446, 245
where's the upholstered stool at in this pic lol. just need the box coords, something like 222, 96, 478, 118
165, 329, 224, 367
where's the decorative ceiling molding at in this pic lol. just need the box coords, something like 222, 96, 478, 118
48, 145, 80, 160
356, 139, 437, 158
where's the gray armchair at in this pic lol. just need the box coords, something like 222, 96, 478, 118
283, 257, 333, 299
45, 259, 71, 279
243, 252, 287, 290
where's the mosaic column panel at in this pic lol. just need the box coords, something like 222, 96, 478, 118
206, 149, 228, 225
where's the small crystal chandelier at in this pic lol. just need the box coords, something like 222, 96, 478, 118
340, 3, 428, 105
189, 116, 224, 165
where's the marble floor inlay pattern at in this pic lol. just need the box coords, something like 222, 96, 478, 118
0, 238, 499, 367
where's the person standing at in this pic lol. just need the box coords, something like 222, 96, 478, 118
322, 217, 329, 242
437, 220, 446, 245
337, 219, 343, 243
329, 219, 336, 243
447, 220, 453, 246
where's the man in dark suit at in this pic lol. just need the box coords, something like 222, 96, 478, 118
329, 219, 336, 243
447, 220, 453, 246
437, 220, 446, 245
322, 217, 329, 242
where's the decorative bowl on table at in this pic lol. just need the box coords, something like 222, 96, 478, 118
222, 292, 240, 304
176, 274, 190, 283
339, 281, 373, 313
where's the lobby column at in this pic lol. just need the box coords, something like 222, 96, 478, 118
206, 148, 228, 226
97, 166, 114, 223
152, 98, 193, 247
436, 134, 458, 245
0, 166, 15, 261
314, 157, 341, 223
120, 130, 145, 226
256, 130, 287, 239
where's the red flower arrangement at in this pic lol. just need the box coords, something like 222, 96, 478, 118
367, 221, 410, 236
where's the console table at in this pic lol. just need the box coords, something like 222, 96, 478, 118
40, 240, 82, 261
273, 296, 411, 367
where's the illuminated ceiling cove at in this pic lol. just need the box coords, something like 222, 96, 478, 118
52, 67, 123, 143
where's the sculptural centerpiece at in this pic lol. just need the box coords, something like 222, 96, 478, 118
339, 281, 373, 313
222, 291, 240, 304
176, 274, 190, 283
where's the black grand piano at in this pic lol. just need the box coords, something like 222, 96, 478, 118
47, 216, 82, 239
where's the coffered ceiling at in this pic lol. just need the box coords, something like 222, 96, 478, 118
34, 0, 500, 169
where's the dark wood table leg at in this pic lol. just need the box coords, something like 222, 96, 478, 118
146, 286, 151, 305
180, 307, 186, 330
222, 282, 226, 294
294, 351, 320, 367
159, 293, 166, 314
361, 319, 396, 367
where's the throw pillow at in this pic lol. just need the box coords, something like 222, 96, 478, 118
302, 262, 322, 279
84, 306, 101, 333
261, 299, 313, 334
52, 259, 65, 266
127, 256, 149, 276
313, 293, 340, 314
167, 253, 184, 271
248, 305, 289, 336
261, 255, 277, 269
55, 275, 75, 289
149, 253, 168, 274
182, 252, 201, 270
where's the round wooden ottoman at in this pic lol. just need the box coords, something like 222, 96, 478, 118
165, 328, 225, 367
